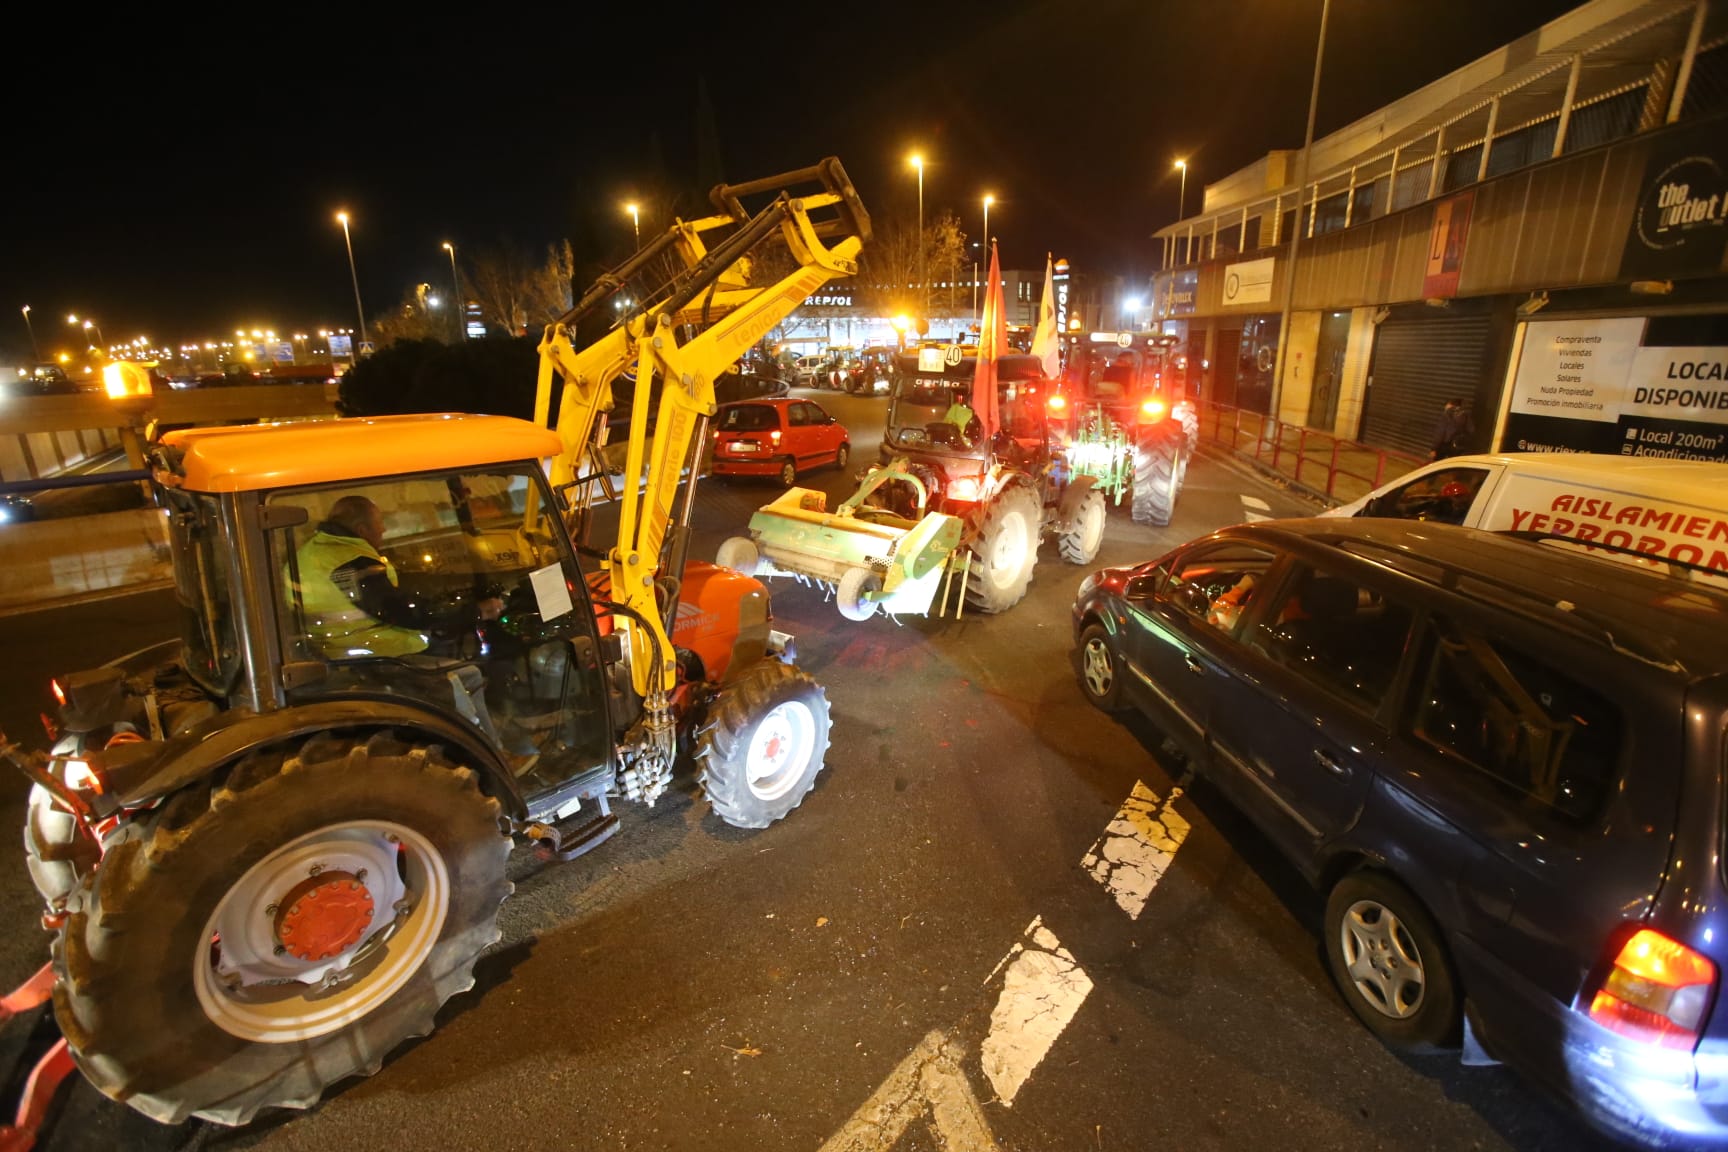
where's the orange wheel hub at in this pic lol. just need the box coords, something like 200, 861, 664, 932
273, 871, 375, 962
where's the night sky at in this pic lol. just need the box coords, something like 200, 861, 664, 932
4, 0, 1583, 358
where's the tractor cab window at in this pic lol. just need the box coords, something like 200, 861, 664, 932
266, 467, 611, 779
165, 490, 242, 697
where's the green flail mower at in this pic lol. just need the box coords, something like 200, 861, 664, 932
714, 460, 971, 621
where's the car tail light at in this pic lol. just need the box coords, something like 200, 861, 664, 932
1588, 928, 1717, 1049
1141, 398, 1167, 422
1047, 394, 1067, 412
771, 430, 782, 445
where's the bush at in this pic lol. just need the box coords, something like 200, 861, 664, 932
337, 337, 539, 419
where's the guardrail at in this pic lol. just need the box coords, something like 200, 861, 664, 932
1195, 402, 1428, 507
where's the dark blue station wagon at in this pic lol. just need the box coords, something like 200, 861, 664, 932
1071, 517, 1728, 1149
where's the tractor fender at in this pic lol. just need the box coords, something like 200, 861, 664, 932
1055, 473, 1100, 531
99, 697, 528, 819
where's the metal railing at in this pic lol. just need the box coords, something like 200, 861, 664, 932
1195, 402, 1428, 507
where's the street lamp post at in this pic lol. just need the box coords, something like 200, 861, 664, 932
335, 211, 370, 354
908, 154, 925, 317
1271, 0, 1331, 421
442, 242, 466, 341
21, 305, 39, 361
1175, 159, 1189, 265
624, 202, 640, 250
67, 314, 105, 352
977, 194, 994, 322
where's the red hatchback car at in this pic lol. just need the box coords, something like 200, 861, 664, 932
709, 397, 850, 485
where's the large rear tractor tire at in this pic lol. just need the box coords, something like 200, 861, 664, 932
51, 731, 512, 1126
696, 659, 831, 829
1058, 487, 1107, 565
1132, 433, 1183, 528
965, 484, 1041, 614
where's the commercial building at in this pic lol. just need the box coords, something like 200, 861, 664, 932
1151, 0, 1728, 462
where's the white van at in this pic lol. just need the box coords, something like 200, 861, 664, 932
1322, 453, 1728, 579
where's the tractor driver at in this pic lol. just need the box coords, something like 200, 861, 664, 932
295, 494, 431, 659
294, 495, 521, 762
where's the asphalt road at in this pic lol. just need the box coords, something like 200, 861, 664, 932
0, 389, 1619, 1152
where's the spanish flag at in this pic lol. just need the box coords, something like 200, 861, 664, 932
971, 241, 1005, 442
1030, 253, 1060, 379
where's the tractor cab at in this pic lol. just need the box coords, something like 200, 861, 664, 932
882, 346, 1054, 468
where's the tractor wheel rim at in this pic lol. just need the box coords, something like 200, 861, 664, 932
989, 509, 1031, 586
194, 820, 449, 1043
746, 700, 815, 802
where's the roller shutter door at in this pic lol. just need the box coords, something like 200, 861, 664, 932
1360, 315, 1493, 458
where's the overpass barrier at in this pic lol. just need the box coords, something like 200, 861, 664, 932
0, 508, 172, 615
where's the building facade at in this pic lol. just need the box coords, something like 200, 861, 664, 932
1152, 0, 1728, 462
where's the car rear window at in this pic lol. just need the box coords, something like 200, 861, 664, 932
718, 405, 778, 432
1409, 619, 1623, 822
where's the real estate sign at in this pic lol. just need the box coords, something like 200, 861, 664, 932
1503, 317, 1728, 460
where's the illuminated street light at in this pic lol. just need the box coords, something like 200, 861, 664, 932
335, 211, 370, 354
67, 313, 106, 351
624, 202, 640, 250
442, 242, 466, 340
21, 305, 39, 361
975, 193, 995, 320
907, 153, 925, 316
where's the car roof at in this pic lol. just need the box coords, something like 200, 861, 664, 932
1208, 517, 1728, 675
1419, 452, 1728, 487
717, 396, 797, 408
157, 413, 562, 493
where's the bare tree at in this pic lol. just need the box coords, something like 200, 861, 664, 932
468, 240, 576, 336
370, 282, 451, 347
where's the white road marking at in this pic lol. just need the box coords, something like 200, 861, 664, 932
822, 782, 1191, 1144
1241, 494, 1272, 522
1080, 780, 1191, 920
817, 1029, 997, 1152
979, 916, 1094, 1108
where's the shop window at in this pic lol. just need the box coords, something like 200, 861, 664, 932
1442, 145, 1483, 192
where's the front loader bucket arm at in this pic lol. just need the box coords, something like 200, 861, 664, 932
532, 159, 871, 700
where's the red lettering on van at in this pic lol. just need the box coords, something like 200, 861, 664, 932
1550, 494, 1576, 513
1552, 517, 1575, 536
1576, 524, 1601, 542
1641, 508, 1674, 532
1605, 529, 1633, 549
1636, 535, 1664, 555
1712, 520, 1728, 543
1530, 513, 1551, 533
1685, 516, 1708, 538
1616, 505, 1644, 526
1674, 544, 1704, 566
1509, 507, 1533, 532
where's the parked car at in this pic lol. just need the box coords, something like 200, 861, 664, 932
1324, 452, 1728, 582
709, 397, 850, 485
1070, 516, 1728, 1149
791, 354, 827, 386
714, 370, 790, 406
